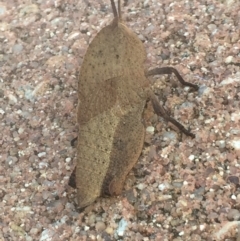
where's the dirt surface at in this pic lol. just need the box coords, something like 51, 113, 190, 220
1, 0, 240, 240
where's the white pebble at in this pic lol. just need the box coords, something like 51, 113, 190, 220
146, 126, 155, 134
190, 194, 195, 199
229, 139, 240, 150
188, 155, 195, 161
18, 127, 24, 134
199, 224, 205, 231
158, 195, 172, 201
201, 67, 208, 73
143, 0, 150, 7
192, 225, 197, 231
204, 119, 212, 124
225, 56, 233, 64
65, 157, 71, 163
38, 152, 46, 157
8, 94, 18, 103
40, 229, 56, 241
14, 137, 20, 142
39, 162, 48, 168
231, 111, 240, 121
116, 218, 128, 236
0, 109, 5, 114
84, 226, 90, 231
137, 183, 146, 190
67, 32, 80, 40
231, 195, 236, 200
179, 231, 184, 236
158, 183, 166, 191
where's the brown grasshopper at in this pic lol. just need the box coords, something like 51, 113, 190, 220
69, 0, 198, 209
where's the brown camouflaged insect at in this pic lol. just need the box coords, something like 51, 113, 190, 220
69, 0, 198, 209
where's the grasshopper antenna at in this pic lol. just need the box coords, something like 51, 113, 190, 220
111, 0, 118, 18
118, 0, 122, 21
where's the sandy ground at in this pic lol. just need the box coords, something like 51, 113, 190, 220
1, 0, 240, 240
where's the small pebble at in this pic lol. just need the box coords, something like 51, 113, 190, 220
188, 155, 195, 161
65, 157, 71, 163
227, 209, 240, 221
225, 56, 233, 64
137, 183, 146, 190
215, 140, 226, 148
179, 231, 184, 236
95, 221, 106, 231
12, 44, 23, 54
88, 214, 96, 226
146, 126, 154, 134
229, 139, 240, 150
158, 183, 166, 191
105, 227, 114, 235
199, 224, 206, 231
38, 152, 46, 158
116, 218, 128, 237
231, 195, 237, 200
